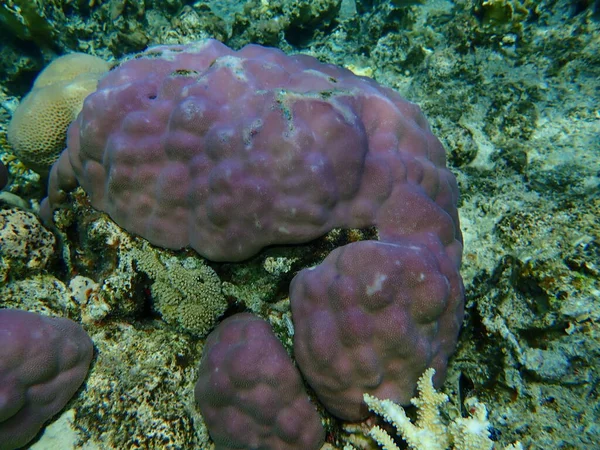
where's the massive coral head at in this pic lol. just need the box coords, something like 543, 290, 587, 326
41, 39, 464, 425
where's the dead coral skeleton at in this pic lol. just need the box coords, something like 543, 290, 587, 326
349, 368, 523, 450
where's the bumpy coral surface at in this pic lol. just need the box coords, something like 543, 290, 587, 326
44, 39, 464, 421
194, 313, 324, 450
291, 241, 464, 420
44, 39, 461, 262
0, 308, 94, 450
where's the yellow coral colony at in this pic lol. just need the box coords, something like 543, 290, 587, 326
7, 53, 111, 174
361, 368, 523, 450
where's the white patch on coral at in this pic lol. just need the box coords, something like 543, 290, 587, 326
366, 273, 387, 296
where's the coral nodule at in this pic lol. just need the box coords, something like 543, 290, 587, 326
195, 313, 325, 450
0, 309, 94, 450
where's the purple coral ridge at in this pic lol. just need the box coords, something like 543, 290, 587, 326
0, 309, 93, 450
194, 313, 324, 450
43, 39, 464, 421
0, 161, 7, 190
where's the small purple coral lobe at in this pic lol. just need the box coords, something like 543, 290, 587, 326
195, 313, 325, 450
0, 309, 93, 450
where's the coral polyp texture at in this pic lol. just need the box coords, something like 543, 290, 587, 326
194, 313, 325, 450
0, 308, 94, 450
7, 53, 110, 174
43, 39, 464, 420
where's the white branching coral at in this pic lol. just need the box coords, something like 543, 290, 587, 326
364, 368, 449, 450
361, 368, 523, 450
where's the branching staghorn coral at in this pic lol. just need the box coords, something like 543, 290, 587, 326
355, 368, 523, 450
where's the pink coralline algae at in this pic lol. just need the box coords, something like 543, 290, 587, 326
0, 309, 94, 450
194, 313, 324, 450
43, 39, 464, 424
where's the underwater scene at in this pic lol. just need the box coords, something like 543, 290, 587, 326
0, 0, 598, 449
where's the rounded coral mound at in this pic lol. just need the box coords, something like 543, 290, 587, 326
44, 40, 461, 263
7, 53, 110, 174
290, 240, 464, 420
194, 313, 324, 450
0, 309, 94, 450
